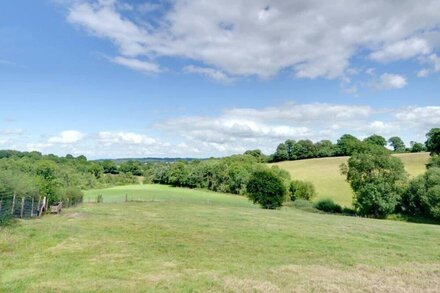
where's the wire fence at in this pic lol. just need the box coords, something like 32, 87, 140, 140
0, 193, 83, 220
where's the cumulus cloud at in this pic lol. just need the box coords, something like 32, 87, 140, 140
98, 131, 158, 145
370, 37, 431, 62
65, 0, 440, 79
48, 130, 84, 144
373, 73, 407, 90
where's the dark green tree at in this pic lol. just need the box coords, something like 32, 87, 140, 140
426, 128, 440, 155
363, 134, 387, 147
410, 141, 426, 153
273, 143, 289, 162
246, 170, 286, 209
336, 134, 361, 156
388, 136, 405, 152
341, 146, 408, 218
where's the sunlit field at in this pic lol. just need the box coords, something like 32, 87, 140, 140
1, 184, 439, 292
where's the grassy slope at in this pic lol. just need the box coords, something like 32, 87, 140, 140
270, 152, 430, 207
1, 184, 439, 292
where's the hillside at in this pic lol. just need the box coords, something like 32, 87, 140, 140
270, 152, 430, 207
1, 184, 439, 292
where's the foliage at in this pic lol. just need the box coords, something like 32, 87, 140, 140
410, 141, 426, 153
342, 146, 408, 218
401, 167, 440, 219
363, 134, 387, 147
336, 134, 361, 156
425, 128, 440, 155
288, 180, 316, 201
246, 170, 286, 209
388, 136, 405, 152
427, 155, 440, 169
243, 149, 267, 162
119, 160, 143, 176
314, 198, 342, 213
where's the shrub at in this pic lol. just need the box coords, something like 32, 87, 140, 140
246, 170, 286, 209
0, 213, 11, 226
314, 198, 342, 213
289, 180, 316, 201
62, 186, 84, 205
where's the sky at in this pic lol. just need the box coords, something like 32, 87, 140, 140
0, 0, 440, 159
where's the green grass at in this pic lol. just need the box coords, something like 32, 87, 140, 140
270, 152, 430, 207
1, 184, 439, 292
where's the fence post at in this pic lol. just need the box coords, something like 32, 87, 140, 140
37, 196, 41, 216
31, 197, 34, 217
39, 197, 46, 217
11, 192, 16, 215
20, 197, 25, 218
125, 194, 128, 202
0, 200, 2, 214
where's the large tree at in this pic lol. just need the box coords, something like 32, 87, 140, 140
336, 134, 361, 156
426, 128, 440, 155
363, 134, 387, 147
388, 136, 405, 152
273, 143, 289, 162
341, 146, 408, 218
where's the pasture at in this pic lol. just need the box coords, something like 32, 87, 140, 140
270, 152, 430, 207
1, 184, 439, 292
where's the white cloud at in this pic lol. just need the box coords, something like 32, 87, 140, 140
395, 106, 440, 128
98, 131, 158, 145
417, 68, 430, 77
370, 37, 431, 62
111, 56, 161, 73
374, 73, 407, 90
183, 65, 233, 84
65, 0, 440, 79
48, 130, 84, 144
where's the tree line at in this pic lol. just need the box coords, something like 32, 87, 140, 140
268, 134, 427, 163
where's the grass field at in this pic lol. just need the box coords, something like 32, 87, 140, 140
270, 152, 430, 207
1, 184, 439, 292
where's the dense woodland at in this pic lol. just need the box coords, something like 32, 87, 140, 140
1, 128, 440, 224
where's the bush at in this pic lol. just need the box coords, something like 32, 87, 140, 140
314, 198, 342, 213
0, 213, 11, 226
62, 186, 84, 205
246, 170, 286, 209
289, 180, 316, 201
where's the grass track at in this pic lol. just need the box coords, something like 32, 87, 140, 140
270, 152, 430, 207
1, 184, 439, 292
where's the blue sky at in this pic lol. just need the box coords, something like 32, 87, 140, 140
1, 0, 440, 158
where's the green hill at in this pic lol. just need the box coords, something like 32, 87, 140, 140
270, 152, 430, 207
1, 184, 439, 292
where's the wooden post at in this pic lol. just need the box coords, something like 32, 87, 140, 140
11, 192, 16, 215
37, 196, 41, 216
31, 197, 34, 217
20, 197, 25, 218
0, 200, 2, 214
39, 197, 46, 217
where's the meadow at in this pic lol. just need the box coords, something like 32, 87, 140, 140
270, 152, 430, 207
1, 184, 439, 292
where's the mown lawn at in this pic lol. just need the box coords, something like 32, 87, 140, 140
270, 152, 430, 207
1, 184, 439, 292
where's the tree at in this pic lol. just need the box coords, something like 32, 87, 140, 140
410, 141, 426, 153
285, 139, 296, 160
341, 146, 407, 218
401, 167, 440, 219
336, 134, 361, 156
388, 136, 405, 152
119, 160, 143, 176
363, 134, 387, 147
426, 128, 440, 155
243, 149, 267, 162
246, 170, 286, 209
292, 140, 316, 159
315, 140, 335, 157
273, 143, 289, 162
101, 160, 118, 174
